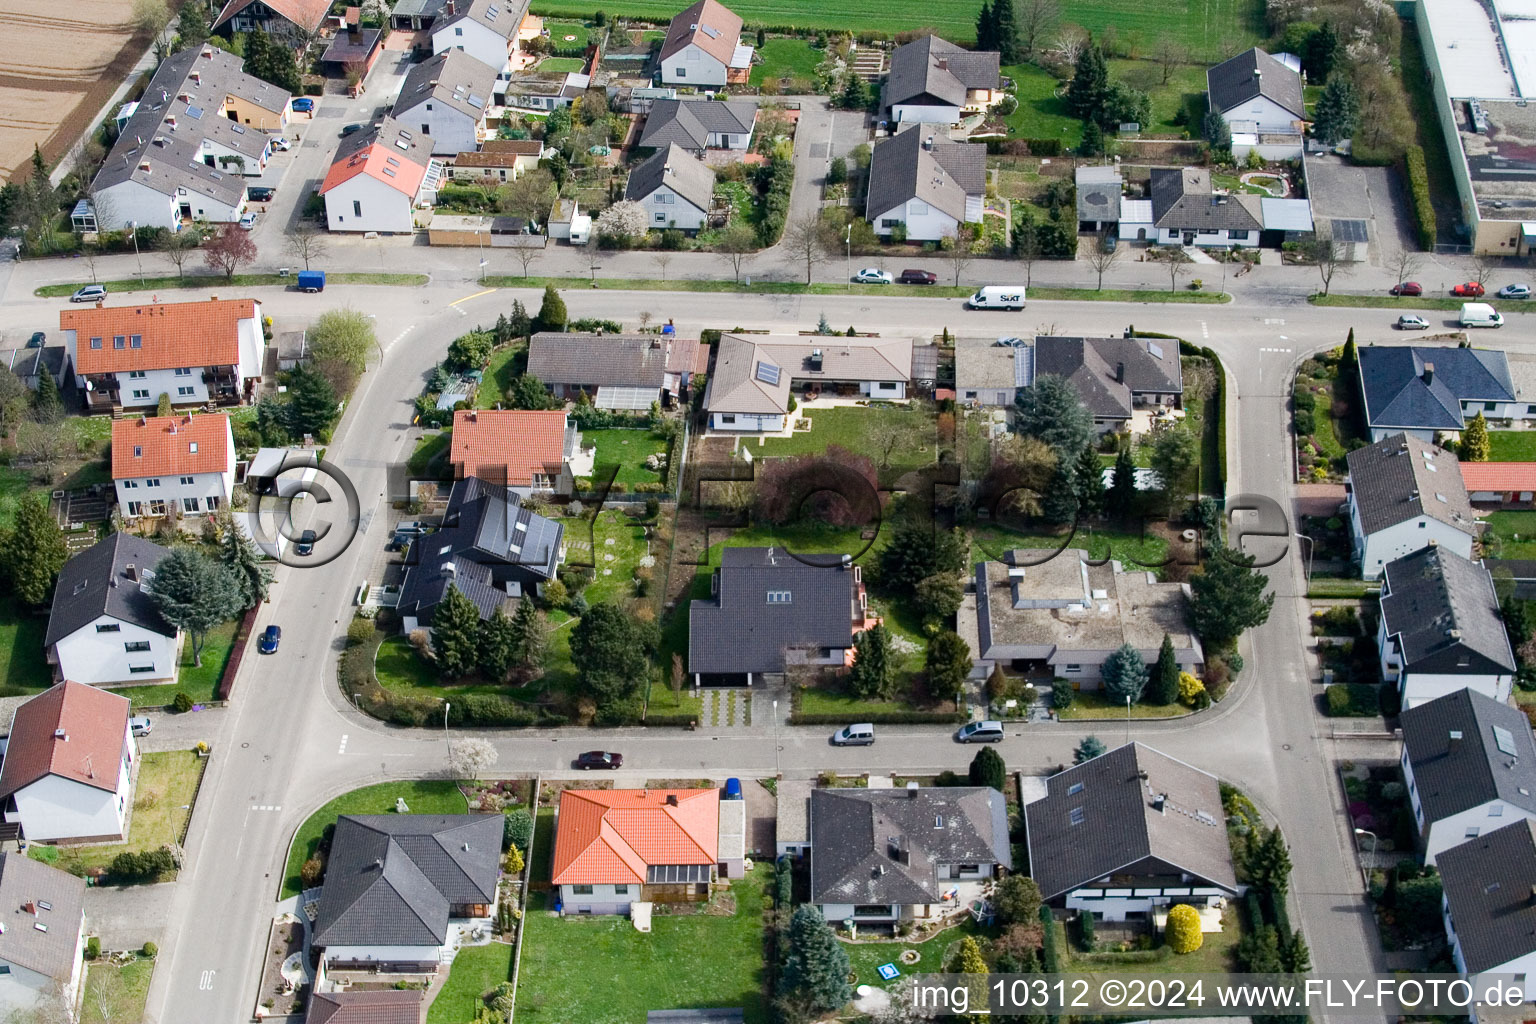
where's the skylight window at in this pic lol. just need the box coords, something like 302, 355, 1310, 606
468, 95, 485, 108
766, 590, 792, 604
133, 446, 142, 457
754, 361, 780, 386
386, 156, 400, 166
186, 106, 204, 119
189, 442, 198, 453
1067, 782, 1084, 796
395, 140, 410, 151
130, 334, 142, 348
1069, 807, 1085, 825
514, 521, 527, 532
1495, 725, 1519, 756
382, 167, 397, 177
230, 123, 245, 134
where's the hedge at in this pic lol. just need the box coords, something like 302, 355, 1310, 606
1175, 338, 1227, 497
1403, 145, 1437, 252
789, 709, 967, 725
643, 712, 698, 727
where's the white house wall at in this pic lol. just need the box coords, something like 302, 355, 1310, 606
638, 187, 708, 231
860, 380, 906, 399
1218, 94, 1299, 134
105, 366, 210, 408
432, 23, 511, 77
94, 181, 183, 232
237, 309, 264, 382
54, 614, 177, 686
709, 412, 785, 432
393, 101, 481, 156
1231, 139, 1303, 162
1369, 426, 1438, 443
1402, 671, 1512, 709
322, 944, 443, 964
958, 386, 1015, 406
558, 882, 639, 915
818, 902, 900, 923
871, 200, 960, 243
1423, 800, 1531, 865
890, 103, 961, 124
117, 467, 233, 519
1352, 506, 1476, 579
326, 174, 415, 233
660, 46, 727, 87
15, 774, 125, 843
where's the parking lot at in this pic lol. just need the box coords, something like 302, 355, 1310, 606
1304, 152, 1417, 262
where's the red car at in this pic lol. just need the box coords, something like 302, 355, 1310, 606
575, 751, 623, 770
1390, 281, 1422, 296
1452, 281, 1486, 297
898, 269, 937, 285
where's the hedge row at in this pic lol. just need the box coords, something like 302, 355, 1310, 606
789, 709, 966, 725
1403, 145, 1437, 252
1177, 338, 1227, 497
643, 712, 698, 727
983, 138, 1064, 157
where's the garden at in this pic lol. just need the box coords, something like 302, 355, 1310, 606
1293, 340, 1366, 482
1346, 763, 1446, 954
1488, 431, 1536, 462
1479, 510, 1536, 560
752, 404, 939, 487
80, 956, 155, 1024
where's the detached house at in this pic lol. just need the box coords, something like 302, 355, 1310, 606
311, 814, 501, 973
1025, 742, 1238, 921
213, 0, 333, 46
624, 144, 716, 233
431, 0, 528, 85
1400, 690, 1536, 865
447, 409, 594, 494
1377, 545, 1515, 708
658, 0, 750, 87
552, 788, 720, 915
45, 534, 178, 687
527, 329, 705, 406
393, 50, 495, 156
1346, 433, 1477, 579
0, 682, 137, 844
321, 117, 442, 234
638, 99, 757, 154
1117, 167, 1312, 248
1033, 335, 1184, 433
59, 297, 266, 411
1438, 821, 1536, 1007
0, 856, 86, 1020
307, 990, 423, 1024
447, 138, 542, 183
1358, 344, 1531, 442
866, 128, 985, 242
111, 414, 236, 521
883, 34, 1001, 124
954, 336, 1029, 408
1206, 47, 1306, 160
688, 547, 871, 686
504, 69, 590, 111
703, 334, 913, 433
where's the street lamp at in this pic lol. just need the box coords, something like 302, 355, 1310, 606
1125, 694, 1132, 746
772, 699, 780, 778
474, 230, 486, 283
845, 223, 852, 293
442, 700, 451, 756
128, 220, 143, 280
1294, 533, 1315, 585
1354, 827, 1378, 889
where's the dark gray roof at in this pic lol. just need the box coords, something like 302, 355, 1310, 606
1380, 546, 1515, 676
1206, 47, 1306, 120
1149, 167, 1263, 231
865, 127, 986, 225
1401, 690, 1536, 824
307, 989, 422, 1024
1032, 336, 1183, 421
638, 100, 756, 152
0, 854, 85, 981
1359, 345, 1518, 434
312, 814, 501, 948
45, 534, 176, 647
885, 34, 1000, 109
397, 477, 563, 624
528, 332, 671, 389
809, 787, 1010, 905
1438, 820, 1536, 972
624, 143, 715, 213
391, 0, 449, 19
393, 49, 495, 122
436, 0, 526, 41
13, 346, 68, 389
1346, 433, 1476, 536
1025, 743, 1237, 901
1076, 166, 1123, 223
688, 548, 860, 675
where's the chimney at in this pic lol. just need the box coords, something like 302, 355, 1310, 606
923, 135, 934, 150
1115, 362, 1125, 383
468, 409, 478, 422
1422, 362, 1435, 386
125, 564, 137, 582
666, 794, 679, 806
906, 780, 919, 797
1449, 729, 1464, 749
22, 904, 34, 916
53, 729, 66, 741
810, 348, 823, 371
441, 562, 456, 579
1528, 885, 1536, 905
139, 414, 147, 426
1152, 793, 1167, 813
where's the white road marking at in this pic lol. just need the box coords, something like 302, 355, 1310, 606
199, 970, 215, 991
338, 734, 349, 754
1260, 347, 1292, 353
249, 805, 282, 811
1200, 321, 1209, 338
1263, 318, 1286, 325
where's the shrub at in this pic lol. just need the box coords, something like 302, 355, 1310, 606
504, 808, 534, 851
1078, 909, 1096, 951
141, 942, 158, 958
502, 845, 525, 875
1165, 904, 1203, 953
1403, 146, 1436, 251
346, 618, 375, 647
172, 692, 194, 713
86, 936, 100, 960
1050, 683, 1075, 710
1326, 684, 1352, 716
300, 856, 325, 888
1178, 671, 1207, 707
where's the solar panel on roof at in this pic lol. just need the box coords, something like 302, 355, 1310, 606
468, 95, 485, 108
230, 123, 245, 133
1495, 725, 1519, 756
186, 106, 204, 119
755, 361, 780, 385
1329, 218, 1369, 243
1146, 341, 1164, 359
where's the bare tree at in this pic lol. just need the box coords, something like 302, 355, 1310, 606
1473, 254, 1503, 289
718, 221, 757, 282
285, 227, 328, 271
1304, 234, 1352, 296
670, 652, 685, 699
81, 247, 101, 284
160, 229, 199, 279
1387, 249, 1424, 288
866, 409, 921, 471
946, 224, 978, 286
1083, 230, 1121, 289
448, 737, 499, 779
17, 418, 73, 482
1153, 34, 1188, 85
586, 247, 603, 281
782, 213, 829, 285
133, 0, 173, 60
1018, 0, 1061, 57
512, 244, 541, 278
1047, 24, 1089, 67
1164, 248, 1192, 292
652, 249, 674, 281
88, 966, 127, 1024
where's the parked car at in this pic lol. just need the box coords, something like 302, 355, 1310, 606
898, 269, 937, 285
341, 122, 366, 136
292, 97, 314, 113
855, 268, 894, 285
295, 529, 317, 556
70, 284, 106, 303
239, 211, 258, 230
258, 625, 281, 654
955, 720, 1005, 743
1395, 315, 1430, 330
1499, 283, 1532, 299
830, 723, 875, 746
27, 332, 44, 348
129, 717, 153, 737
575, 751, 622, 770
1452, 282, 1486, 297
247, 186, 275, 202
388, 521, 435, 551
270, 137, 291, 151
1390, 281, 1422, 296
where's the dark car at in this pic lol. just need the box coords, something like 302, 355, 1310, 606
341, 123, 366, 136
247, 186, 275, 202
898, 269, 937, 285
292, 97, 314, 113
1452, 281, 1486, 297
1390, 281, 1422, 296
258, 625, 281, 654
27, 332, 44, 348
294, 529, 317, 556
575, 751, 623, 770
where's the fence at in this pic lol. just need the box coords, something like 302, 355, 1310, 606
504, 775, 541, 1021
216, 599, 264, 701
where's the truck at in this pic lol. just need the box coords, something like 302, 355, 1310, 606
966, 285, 1026, 310
296, 270, 325, 293
1460, 302, 1503, 327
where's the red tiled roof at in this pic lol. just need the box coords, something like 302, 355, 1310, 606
112, 415, 232, 480
320, 135, 429, 199
666, 338, 709, 376
62, 299, 256, 375
551, 789, 719, 886
449, 410, 568, 487
0, 682, 129, 798
212, 0, 333, 33
1462, 462, 1536, 494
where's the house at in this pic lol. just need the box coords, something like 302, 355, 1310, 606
321, 117, 443, 233
883, 34, 1001, 124
111, 414, 236, 521
213, 0, 333, 46
1378, 546, 1516, 708
1358, 345, 1531, 442
1400, 690, 1536, 865
391, 0, 450, 31
396, 476, 563, 629
1116, 166, 1312, 247
809, 785, 1010, 924
311, 814, 501, 972
775, 779, 812, 858
447, 409, 594, 494
1024, 742, 1238, 920
526, 329, 706, 406
1032, 335, 1184, 433
505, 68, 591, 111
551, 788, 720, 914
393, 50, 495, 155
1206, 47, 1306, 159
0, 855, 86, 1019
703, 334, 914, 433
1438, 820, 1536, 1007
967, 550, 1203, 686
307, 989, 423, 1024
0, 681, 137, 844
59, 297, 266, 412
87, 47, 290, 231
8, 347, 69, 395
688, 547, 870, 686
1076, 166, 1123, 233
658, 0, 750, 88
1345, 433, 1477, 579
321, 14, 386, 78
954, 336, 1029, 407
865, 128, 985, 242
1464, 462, 1536, 505
638, 99, 757, 154
624, 143, 715, 233
431, 0, 528, 84
547, 197, 590, 243
447, 139, 542, 183
45, 534, 178, 687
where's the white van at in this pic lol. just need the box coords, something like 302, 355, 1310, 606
1461, 302, 1504, 327
966, 286, 1026, 310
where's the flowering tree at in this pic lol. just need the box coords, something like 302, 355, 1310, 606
593, 200, 647, 245
203, 225, 257, 280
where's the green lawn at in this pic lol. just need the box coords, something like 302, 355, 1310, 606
109, 618, 240, 708
409, 431, 453, 475
0, 594, 53, 695
1307, 576, 1380, 599
749, 38, 823, 86
545, 21, 589, 48
476, 344, 526, 410
563, 509, 652, 605
477, 276, 1228, 300
81, 958, 155, 1024
972, 524, 1170, 572
1490, 431, 1536, 461
1484, 511, 1536, 559
797, 686, 932, 717
516, 865, 771, 1024
280, 781, 469, 898
374, 636, 512, 700
752, 405, 938, 485
1308, 293, 1503, 312
1058, 905, 1244, 974
538, 56, 586, 72
1029, 286, 1229, 303
1000, 62, 1081, 144
427, 941, 514, 1024
31, 751, 204, 878
585, 428, 667, 488
844, 918, 1000, 989
1058, 690, 1189, 719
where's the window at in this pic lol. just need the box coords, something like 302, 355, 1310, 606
853, 905, 891, 917
122, 480, 138, 489
720, 414, 735, 424
881, 218, 901, 228
1067, 782, 1084, 795
878, 382, 897, 391
656, 213, 667, 222
455, 26, 462, 34
353, 200, 363, 218
113, 335, 126, 349
425, 103, 433, 111
1491, 804, 1505, 817
614, 884, 630, 894
180, 476, 195, 485
175, 367, 192, 376
124, 641, 151, 653
132, 389, 149, 400
128, 370, 147, 379
909, 200, 929, 216
127, 501, 143, 516
1486, 402, 1498, 411
1527, 405, 1536, 415
148, 500, 166, 516
145, 478, 160, 487
422, 124, 430, 134
130, 335, 142, 348
1198, 228, 1219, 235
177, 386, 194, 396
676, 68, 686, 77
1465, 826, 1481, 839
1229, 230, 1250, 240
572, 884, 593, 894
128, 665, 155, 674
96, 624, 122, 633
207, 496, 221, 511
767, 590, 792, 604
90, 337, 102, 349
182, 497, 200, 513
1069, 807, 1085, 825
1064, 664, 1082, 672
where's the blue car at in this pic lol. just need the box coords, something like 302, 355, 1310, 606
259, 625, 281, 654
291, 97, 314, 113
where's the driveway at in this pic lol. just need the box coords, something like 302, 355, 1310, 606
1304, 152, 1416, 264
86, 882, 174, 952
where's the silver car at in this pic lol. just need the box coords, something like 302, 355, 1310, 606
70, 284, 106, 303
1395, 315, 1430, 330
